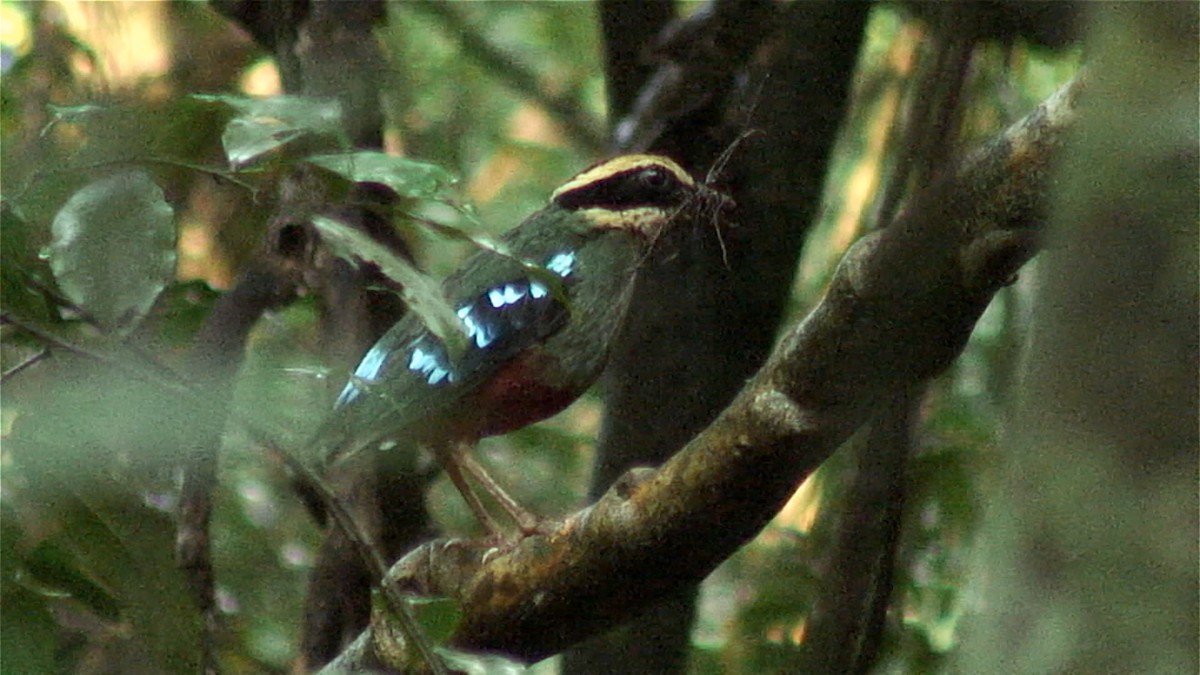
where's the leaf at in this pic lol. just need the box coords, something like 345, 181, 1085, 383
193, 94, 344, 168
220, 117, 304, 168
310, 215, 466, 355
417, 211, 571, 306
370, 592, 516, 674
24, 539, 121, 621
408, 596, 462, 644
47, 170, 175, 334
436, 645, 526, 675
0, 508, 58, 673
44, 103, 108, 121
307, 151, 456, 199
5, 350, 206, 660
40, 103, 108, 137
0, 200, 52, 322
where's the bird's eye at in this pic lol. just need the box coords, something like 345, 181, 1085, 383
639, 167, 669, 190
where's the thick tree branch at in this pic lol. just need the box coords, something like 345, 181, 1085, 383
597, 0, 675, 125
571, 2, 801, 672
328, 75, 1083, 670
572, 2, 867, 671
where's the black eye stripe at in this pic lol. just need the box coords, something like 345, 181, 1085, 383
553, 166, 689, 211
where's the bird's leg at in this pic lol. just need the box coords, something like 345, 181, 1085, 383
454, 442, 543, 536
437, 443, 504, 538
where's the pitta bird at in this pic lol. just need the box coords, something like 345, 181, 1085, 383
311, 154, 730, 535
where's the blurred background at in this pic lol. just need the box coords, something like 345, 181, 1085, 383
1, 2, 1193, 674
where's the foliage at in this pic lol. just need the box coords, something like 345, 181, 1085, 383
0, 2, 1098, 674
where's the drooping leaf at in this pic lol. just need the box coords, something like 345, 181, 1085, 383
193, 94, 344, 168
0, 585, 58, 675
40, 103, 108, 137
0, 507, 58, 674
24, 539, 121, 621
408, 596, 462, 644
310, 215, 466, 356
417, 210, 570, 306
47, 170, 175, 334
5, 351, 204, 668
307, 151, 456, 199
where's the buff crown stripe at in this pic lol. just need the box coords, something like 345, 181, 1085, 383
551, 154, 694, 201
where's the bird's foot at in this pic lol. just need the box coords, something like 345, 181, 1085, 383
512, 512, 553, 539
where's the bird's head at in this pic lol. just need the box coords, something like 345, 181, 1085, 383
549, 154, 732, 244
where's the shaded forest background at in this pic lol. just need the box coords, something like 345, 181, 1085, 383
1, 2, 1195, 674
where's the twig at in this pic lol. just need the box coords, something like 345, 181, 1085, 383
0, 347, 49, 382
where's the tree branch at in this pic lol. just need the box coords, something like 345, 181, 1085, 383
597, 0, 675, 125
331, 73, 1084, 670
175, 261, 298, 675
799, 26, 976, 672
573, 3, 869, 672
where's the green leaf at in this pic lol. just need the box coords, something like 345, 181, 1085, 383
0, 200, 53, 322
0, 507, 58, 673
310, 215, 466, 356
220, 117, 303, 168
47, 170, 176, 334
25, 539, 121, 621
307, 151, 456, 199
408, 596, 462, 644
40, 103, 108, 137
436, 645, 526, 674
418, 211, 571, 307
194, 94, 344, 168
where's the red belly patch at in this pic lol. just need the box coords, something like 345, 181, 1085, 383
472, 350, 577, 438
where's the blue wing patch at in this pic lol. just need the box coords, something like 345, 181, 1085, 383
408, 339, 453, 385
334, 250, 577, 408
545, 251, 575, 277
335, 341, 391, 406
458, 304, 495, 348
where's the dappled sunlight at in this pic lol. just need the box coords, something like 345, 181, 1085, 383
239, 57, 281, 97
56, 0, 171, 88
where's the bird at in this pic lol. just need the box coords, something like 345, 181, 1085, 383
309, 154, 730, 536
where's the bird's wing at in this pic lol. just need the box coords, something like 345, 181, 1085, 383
312, 248, 572, 461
